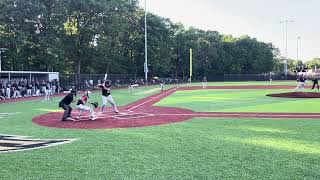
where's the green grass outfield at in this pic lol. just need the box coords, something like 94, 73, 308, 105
1, 81, 320, 179
155, 89, 320, 113
183, 80, 299, 86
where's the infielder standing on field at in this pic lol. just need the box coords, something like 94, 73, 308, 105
76, 91, 96, 120
128, 79, 134, 92
96, 80, 119, 114
160, 79, 164, 91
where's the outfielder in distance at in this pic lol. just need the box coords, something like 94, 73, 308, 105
202, 77, 208, 88
96, 80, 119, 114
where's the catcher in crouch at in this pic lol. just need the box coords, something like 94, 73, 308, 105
96, 80, 119, 114
76, 91, 98, 120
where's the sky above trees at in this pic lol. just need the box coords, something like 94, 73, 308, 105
139, 0, 320, 61
0, 0, 278, 77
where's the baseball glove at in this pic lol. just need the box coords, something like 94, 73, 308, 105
90, 102, 99, 108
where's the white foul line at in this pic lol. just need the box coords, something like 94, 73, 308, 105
80, 112, 320, 118
127, 88, 178, 111
152, 113, 320, 118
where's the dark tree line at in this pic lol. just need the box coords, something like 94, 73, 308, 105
0, 0, 280, 79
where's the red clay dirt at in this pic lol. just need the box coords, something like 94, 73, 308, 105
32, 85, 320, 129
267, 92, 320, 98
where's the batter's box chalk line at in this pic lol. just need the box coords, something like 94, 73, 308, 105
76, 111, 155, 120
111, 113, 155, 120
108, 111, 155, 120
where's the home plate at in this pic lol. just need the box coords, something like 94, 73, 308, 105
119, 112, 129, 115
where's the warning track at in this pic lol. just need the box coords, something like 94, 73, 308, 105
32, 85, 320, 129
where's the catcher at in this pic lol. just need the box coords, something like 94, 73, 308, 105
76, 91, 98, 121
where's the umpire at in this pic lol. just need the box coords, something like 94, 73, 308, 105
311, 78, 319, 90
59, 90, 77, 121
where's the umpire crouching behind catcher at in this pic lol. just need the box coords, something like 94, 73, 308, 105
59, 90, 77, 121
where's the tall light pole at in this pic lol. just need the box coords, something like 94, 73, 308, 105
0, 48, 8, 72
144, 0, 148, 83
296, 36, 301, 61
280, 20, 294, 76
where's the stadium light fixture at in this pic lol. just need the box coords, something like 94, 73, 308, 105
280, 19, 294, 76
0, 48, 8, 72
296, 36, 301, 61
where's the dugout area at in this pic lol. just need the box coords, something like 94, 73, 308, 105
0, 71, 59, 82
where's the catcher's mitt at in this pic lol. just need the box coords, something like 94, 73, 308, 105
91, 102, 99, 108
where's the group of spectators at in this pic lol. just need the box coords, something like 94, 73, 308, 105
0, 77, 183, 100
0, 79, 60, 101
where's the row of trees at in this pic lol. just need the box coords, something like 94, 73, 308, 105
273, 58, 320, 74
305, 58, 320, 70
0, 0, 282, 79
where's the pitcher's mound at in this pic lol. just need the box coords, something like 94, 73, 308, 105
267, 92, 320, 98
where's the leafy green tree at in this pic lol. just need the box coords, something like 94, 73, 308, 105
0, 0, 68, 71
0, 0, 283, 81
306, 58, 320, 70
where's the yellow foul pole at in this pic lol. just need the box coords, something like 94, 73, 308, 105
190, 48, 193, 83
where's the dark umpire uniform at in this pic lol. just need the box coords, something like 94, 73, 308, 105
59, 90, 77, 121
312, 78, 319, 90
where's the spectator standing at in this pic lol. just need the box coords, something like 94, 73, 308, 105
5, 83, 11, 99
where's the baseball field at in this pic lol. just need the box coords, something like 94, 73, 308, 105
1, 81, 320, 179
